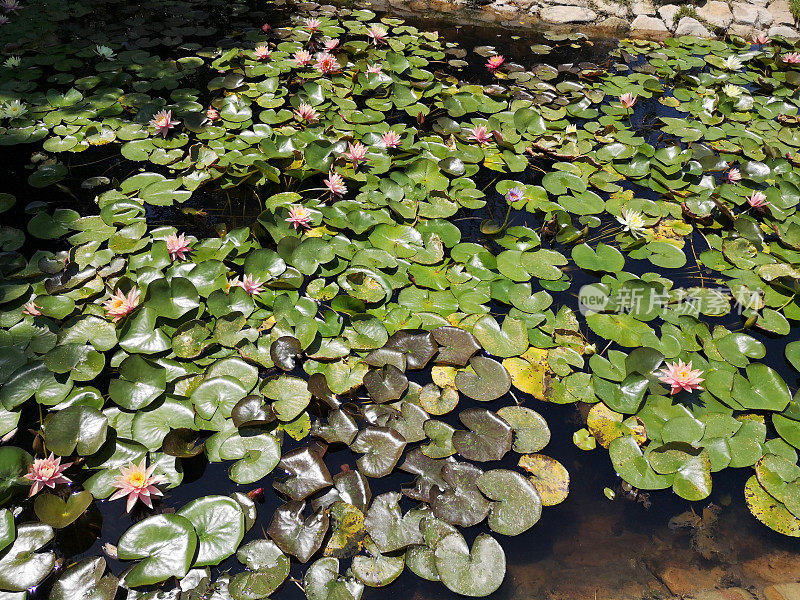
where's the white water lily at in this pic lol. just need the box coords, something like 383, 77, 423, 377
722, 55, 743, 71
2, 99, 26, 119
722, 84, 743, 98
94, 44, 115, 60
616, 209, 647, 238
3, 55, 20, 68
565, 124, 577, 134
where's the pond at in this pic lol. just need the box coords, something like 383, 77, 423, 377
2, 0, 800, 599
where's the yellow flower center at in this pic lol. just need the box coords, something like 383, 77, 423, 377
129, 472, 146, 487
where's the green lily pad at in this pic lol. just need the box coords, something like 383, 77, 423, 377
34, 490, 93, 528
117, 514, 198, 587
476, 469, 542, 535
0, 522, 55, 592
434, 532, 505, 597
455, 356, 511, 402
177, 495, 244, 566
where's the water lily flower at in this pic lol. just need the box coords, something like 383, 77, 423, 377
149, 109, 179, 138
315, 52, 338, 74
486, 55, 505, 71
94, 44, 115, 60
324, 170, 347, 197
3, 55, 20, 68
366, 25, 387, 44
344, 141, 368, 169
254, 44, 271, 60
751, 34, 770, 45
22, 302, 41, 316
366, 63, 382, 74
166, 232, 192, 261
783, 52, 800, 64
0, 0, 21, 13
726, 167, 741, 183
261, 22, 272, 33
103, 287, 140, 322
616, 209, 646, 238
109, 459, 165, 513
565, 124, 577, 135
506, 187, 526, 203
305, 17, 321, 31
619, 93, 637, 109
722, 55, 743, 71
467, 124, 491, 146
294, 102, 318, 123
2, 99, 26, 119
247, 487, 265, 501
285, 205, 313, 229
722, 84, 743, 98
24, 454, 72, 497
381, 130, 402, 148
657, 360, 704, 395
747, 191, 768, 208
0, 15, 8, 25
231, 274, 265, 296
293, 49, 312, 67
325, 38, 340, 51
206, 106, 220, 121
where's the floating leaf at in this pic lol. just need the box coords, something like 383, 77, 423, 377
517, 454, 570, 506
434, 532, 505, 597
177, 495, 244, 566
117, 514, 197, 587
267, 500, 329, 563
455, 356, 511, 402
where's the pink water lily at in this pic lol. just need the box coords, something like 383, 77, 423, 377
344, 141, 368, 169
305, 17, 321, 31
316, 52, 338, 74
325, 38, 340, 51
149, 110, 179, 138
747, 191, 768, 208
206, 107, 220, 121
467, 124, 491, 146
24, 454, 72, 497
324, 170, 347, 197
294, 102, 318, 123
367, 25, 387, 44
166, 232, 192, 261
0, 0, 21, 13
254, 44, 271, 60
293, 49, 312, 66
783, 52, 800, 64
261, 23, 272, 33
726, 167, 741, 183
103, 287, 140, 322
110, 459, 165, 513
619, 93, 637, 109
366, 63, 382, 74
751, 34, 770, 45
22, 301, 41, 316
285, 205, 313, 230
381, 130, 402, 148
231, 274, 265, 296
486, 55, 505, 70
657, 360, 704, 395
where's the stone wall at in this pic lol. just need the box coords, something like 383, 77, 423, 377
399, 0, 800, 39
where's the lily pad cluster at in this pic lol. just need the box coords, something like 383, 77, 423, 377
2, 0, 800, 596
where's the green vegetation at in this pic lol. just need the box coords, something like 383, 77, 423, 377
1, 0, 800, 598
